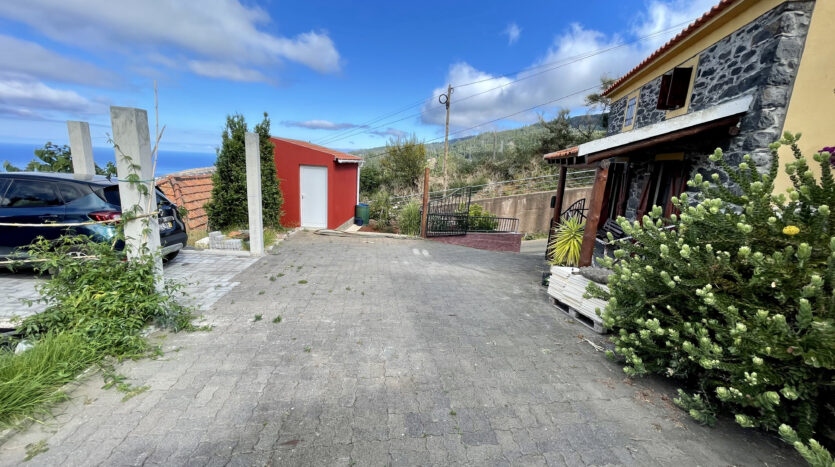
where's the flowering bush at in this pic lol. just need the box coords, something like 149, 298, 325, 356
587, 133, 834, 465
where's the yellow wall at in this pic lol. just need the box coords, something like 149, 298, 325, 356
775, 0, 834, 193
608, 0, 784, 102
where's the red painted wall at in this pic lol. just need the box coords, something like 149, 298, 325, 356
271, 138, 358, 229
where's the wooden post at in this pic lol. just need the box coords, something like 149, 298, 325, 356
420, 167, 430, 238
554, 165, 568, 220
579, 159, 610, 267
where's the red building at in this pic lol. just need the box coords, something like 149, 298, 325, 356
271, 137, 362, 229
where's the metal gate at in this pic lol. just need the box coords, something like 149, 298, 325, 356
424, 188, 471, 237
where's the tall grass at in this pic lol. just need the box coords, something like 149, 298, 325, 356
0, 333, 100, 426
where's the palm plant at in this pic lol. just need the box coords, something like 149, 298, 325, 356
548, 216, 585, 266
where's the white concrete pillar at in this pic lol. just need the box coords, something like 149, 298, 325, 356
109, 106, 163, 283
67, 121, 95, 176
245, 132, 264, 256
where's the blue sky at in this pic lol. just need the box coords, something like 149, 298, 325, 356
0, 0, 716, 156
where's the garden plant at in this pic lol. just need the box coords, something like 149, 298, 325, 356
587, 133, 834, 465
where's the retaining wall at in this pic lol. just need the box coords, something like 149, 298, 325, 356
429, 232, 523, 253
473, 187, 591, 234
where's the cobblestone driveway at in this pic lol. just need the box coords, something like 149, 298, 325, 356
0, 232, 799, 465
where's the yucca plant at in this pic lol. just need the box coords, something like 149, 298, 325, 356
548, 216, 585, 266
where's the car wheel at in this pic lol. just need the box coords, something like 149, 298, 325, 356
164, 250, 180, 262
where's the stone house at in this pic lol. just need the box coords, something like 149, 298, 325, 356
545, 0, 832, 267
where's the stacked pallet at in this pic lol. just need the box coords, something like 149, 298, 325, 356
547, 266, 609, 334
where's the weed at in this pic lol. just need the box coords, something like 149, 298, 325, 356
296, 266, 303, 271
304, 346, 311, 353
449, 410, 457, 416
361, 292, 365, 296
258, 290, 265, 295
269, 276, 277, 282
24, 439, 48, 461
277, 273, 285, 278
253, 314, 263, 322
101, 371, 150, 402
272, 316, 282, 323
346, 287, 351, 291
298, 280, 308, 285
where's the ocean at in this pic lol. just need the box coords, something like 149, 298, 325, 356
0, 142, 217, 176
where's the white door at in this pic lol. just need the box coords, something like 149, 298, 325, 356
300, 165, 328, 228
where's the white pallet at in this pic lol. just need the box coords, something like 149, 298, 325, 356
547, 266, 609, 334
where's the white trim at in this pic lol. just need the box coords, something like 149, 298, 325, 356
336, 158, 362, 164
579, 94, 754, 157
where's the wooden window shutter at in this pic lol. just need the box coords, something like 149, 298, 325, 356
657, 73, 672, 110
668, 67, 692, 109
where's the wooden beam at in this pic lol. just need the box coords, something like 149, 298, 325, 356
553, 165, 568, 220
585, 115, 740, 163
579, 159, 610, 267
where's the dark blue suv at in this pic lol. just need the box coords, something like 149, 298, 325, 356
0, 172, 188, 261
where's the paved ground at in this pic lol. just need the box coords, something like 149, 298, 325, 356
519, 238, 548, 256
0, 250, 259, 328
0, 232, 799, 465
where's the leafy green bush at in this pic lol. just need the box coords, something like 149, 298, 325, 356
397, 201, 422, 236
20, 234, 193, 355
587, 134, 834, 463
0, 332, 99, 426
467, 203, 499, 231
548, 216, 585, 266
369, 190, 393, 226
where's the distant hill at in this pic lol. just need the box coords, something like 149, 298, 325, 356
351, 113, 605, 162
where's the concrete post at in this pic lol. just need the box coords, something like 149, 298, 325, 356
109, 106, 163, 284
245, 132, 264, 256
67, 121, 95, 176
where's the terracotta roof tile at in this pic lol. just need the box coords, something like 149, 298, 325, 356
543, 146, 580, 160
603, 0, 740, 96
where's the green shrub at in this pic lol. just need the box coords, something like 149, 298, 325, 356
369, 190, 393, 226
587, 133, 834, 462
468, 203, 499, 231
397, 201, 422, 236
20, 234, 193, 355
548, 216, 585, 266
0, 332, 99, 426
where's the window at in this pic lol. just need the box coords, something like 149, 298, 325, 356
657, 67, 693, 110
624, 98, 637, 126
621, 89, 640, 132
58, 182, 93, 204
2, 180, 62, 208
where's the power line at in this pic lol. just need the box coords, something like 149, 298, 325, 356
315, 18, 696, 147
354, 83, 601, 163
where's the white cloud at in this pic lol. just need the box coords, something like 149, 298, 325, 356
0, 79, 104, 118
282, 120, 360, 130
421, 0, 716, 129
504, 23, 521, 45
0, 0, 341, 78
370, 128, 408, 139
0, 35, 120, 87
187, 61, 270, 83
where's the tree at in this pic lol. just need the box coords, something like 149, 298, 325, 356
2, 142, 117, 176
253, 113, 283, 228
205, 113, 283, 230
380, 135, 426, 190
584, 75, 616, 131
537, 109, 576, 155
588, 134, 834, 463
359, 163, 383, 198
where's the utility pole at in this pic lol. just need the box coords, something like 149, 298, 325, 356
439, 84, 453, 191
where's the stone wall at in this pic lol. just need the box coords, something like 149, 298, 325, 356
474, 187, 592, 234
606, 1, 814, 222
429, 232, 523, 253
607, 1, 813, 172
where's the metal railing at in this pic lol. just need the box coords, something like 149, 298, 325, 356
467, 216, 519, 233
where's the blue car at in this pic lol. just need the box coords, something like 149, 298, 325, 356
0, 172, 187, 261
